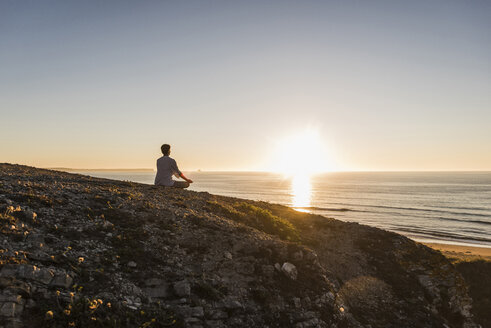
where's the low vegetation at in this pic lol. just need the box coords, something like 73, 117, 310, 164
206, 201, 300, 241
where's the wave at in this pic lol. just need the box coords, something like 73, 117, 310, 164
432, 216, 491, 226
395, 227, 491, 243
356, 204, 491, 217
308, 202, 491, 218
296, 206, 353, 212
308, 206, 491, 225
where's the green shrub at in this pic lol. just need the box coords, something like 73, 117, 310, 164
206, 201, 299, 241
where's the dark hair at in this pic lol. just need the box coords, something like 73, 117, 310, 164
161, 144, 171, 156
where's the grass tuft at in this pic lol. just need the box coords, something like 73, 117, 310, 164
206, 201, 299, 241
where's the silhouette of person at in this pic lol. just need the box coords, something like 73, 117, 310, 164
154, 144, 193, 188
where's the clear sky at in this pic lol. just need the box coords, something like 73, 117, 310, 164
1, 1, 490, 171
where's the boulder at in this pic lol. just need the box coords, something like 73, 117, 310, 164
144, 284, 170, 298
174, 280, 191, 297
51, 273, 73, 289
281, 262, 298, 280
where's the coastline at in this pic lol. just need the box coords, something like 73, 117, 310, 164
0, 163, 488, 327
424, 242, 491, 262
63, 170, 491, 249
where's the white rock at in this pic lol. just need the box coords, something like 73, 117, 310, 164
281, 262, 298, 280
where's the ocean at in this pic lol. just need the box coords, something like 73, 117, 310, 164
71, 170, 491, 248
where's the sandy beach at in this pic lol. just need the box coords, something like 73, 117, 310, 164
425, 242, 491, 262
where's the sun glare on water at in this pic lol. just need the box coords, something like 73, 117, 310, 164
269, 129, 332, 211
291, 174, 312, 211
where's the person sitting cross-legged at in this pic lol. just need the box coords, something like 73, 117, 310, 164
154, 144, 193, 188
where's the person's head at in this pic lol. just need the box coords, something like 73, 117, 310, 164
161, 144, 171, 156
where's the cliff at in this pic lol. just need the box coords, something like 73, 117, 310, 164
0, 164, 480, 327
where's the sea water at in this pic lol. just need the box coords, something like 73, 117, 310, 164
72, 171, 491, 248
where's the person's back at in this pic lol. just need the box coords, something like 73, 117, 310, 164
155, 155, 181, 186
154, 144, 193, 188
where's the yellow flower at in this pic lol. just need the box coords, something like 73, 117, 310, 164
45, 310, 54, 320
64, 309, 71, 316
56, 290, 61, 296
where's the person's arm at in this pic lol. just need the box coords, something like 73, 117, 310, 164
179, 172, 193, 184
172, 160, 193, 183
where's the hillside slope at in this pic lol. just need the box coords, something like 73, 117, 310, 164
0, 164, 478, 327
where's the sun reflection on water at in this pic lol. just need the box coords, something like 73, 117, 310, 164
291, 174, 312, 212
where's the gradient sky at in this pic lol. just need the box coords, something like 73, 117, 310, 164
1, 1, 490, 171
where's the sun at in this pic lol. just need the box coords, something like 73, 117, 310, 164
269, 129, 331, 176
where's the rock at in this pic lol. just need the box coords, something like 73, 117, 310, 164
205, 320, 227, 328
122, 283, 142, 296
304, 250, 318, 263
174, 280, 191, 297
292, 251, 303, 261
261, 265, 275, 278
190, 306, 204, 318
24, 209, 37, 221
417, 275, 440, 299
144, 284, 170, 298
26, 233, 44, 247
17, 265, 54, 285
0, 164, 483, 328
25, 299, 36, 309
295, 318, 320, 328
235, 262, 255, 275
209, 309, 228, 320
293, 297, 301, 308
177, 305, 204, 318
0, 302, 23, 317
0, 294, 23, 304
183, 317, 202, 325
223, 299, 242, 310
281, 262, 298, 280
145, 278, 164, 286
51, 273, 73, 288
0, 265, 17, 277
102, 220, 114, 229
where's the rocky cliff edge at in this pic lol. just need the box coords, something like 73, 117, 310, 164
0, 164, 479, 328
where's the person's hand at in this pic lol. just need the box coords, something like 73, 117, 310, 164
187, 179, 193, 183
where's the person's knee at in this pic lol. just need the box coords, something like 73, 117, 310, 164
172, 181, 189, 188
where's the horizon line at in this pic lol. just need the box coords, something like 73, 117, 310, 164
48, 167, 491, 173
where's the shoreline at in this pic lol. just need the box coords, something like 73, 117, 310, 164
0, 163, 487, 327
424, 242, 491, 262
